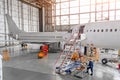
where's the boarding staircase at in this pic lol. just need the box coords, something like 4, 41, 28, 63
54, 31, 86, 69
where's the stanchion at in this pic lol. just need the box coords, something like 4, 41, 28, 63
0, 55, 3, 80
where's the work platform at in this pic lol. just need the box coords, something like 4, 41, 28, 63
0, 46, 120, 80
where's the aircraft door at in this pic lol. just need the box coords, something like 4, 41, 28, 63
79, 25, 85, 34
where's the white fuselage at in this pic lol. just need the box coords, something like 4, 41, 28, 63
83, 20, 120, 49
17, 32, 67, 43
6, 14, 120, 49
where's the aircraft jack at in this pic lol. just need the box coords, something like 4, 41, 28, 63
37, 44, 48, 59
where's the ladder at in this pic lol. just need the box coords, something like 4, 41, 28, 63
54, 32, 80, 68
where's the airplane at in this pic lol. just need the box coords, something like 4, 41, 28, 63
6, 13, 120, 50
5, 14, 68, 47
6, 14, 72, 58
6, 14, 120, 62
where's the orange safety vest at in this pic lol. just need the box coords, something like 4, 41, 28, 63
71, 52, 79, 61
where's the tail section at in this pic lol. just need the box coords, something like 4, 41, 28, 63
5, 14, 24, 39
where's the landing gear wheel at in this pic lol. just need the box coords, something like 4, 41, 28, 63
102, 58, 108, 64
55, 67, 61, 74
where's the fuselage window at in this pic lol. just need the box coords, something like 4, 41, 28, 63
115, 29, 117, 32
106, 29, 108, 32
90, 30, 92, 32
101, 29, 103, 32
97, 29, 99, 32
110, 29, 112, 32
87, 30, 88, 32
94, 29, 96, 32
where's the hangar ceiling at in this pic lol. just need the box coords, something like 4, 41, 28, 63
20, 0, 55, 8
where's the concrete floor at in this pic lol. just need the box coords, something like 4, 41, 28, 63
1, 46, 120, 80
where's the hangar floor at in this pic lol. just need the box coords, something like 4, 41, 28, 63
1, 46, 120, 80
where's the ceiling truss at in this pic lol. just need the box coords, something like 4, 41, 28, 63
20, 0, 55, 8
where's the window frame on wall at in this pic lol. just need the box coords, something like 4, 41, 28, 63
53, 0, 120, 30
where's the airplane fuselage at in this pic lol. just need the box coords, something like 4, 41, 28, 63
83, 20, 120, 49
6, 14, 120, 49
17, 32, 67, 43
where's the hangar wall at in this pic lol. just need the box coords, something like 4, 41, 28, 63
51, 0, 120, 31
0, 0, 39, 46
44, 6, 55, 32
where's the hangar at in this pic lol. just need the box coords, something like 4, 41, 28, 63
0, 0, 120, 80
